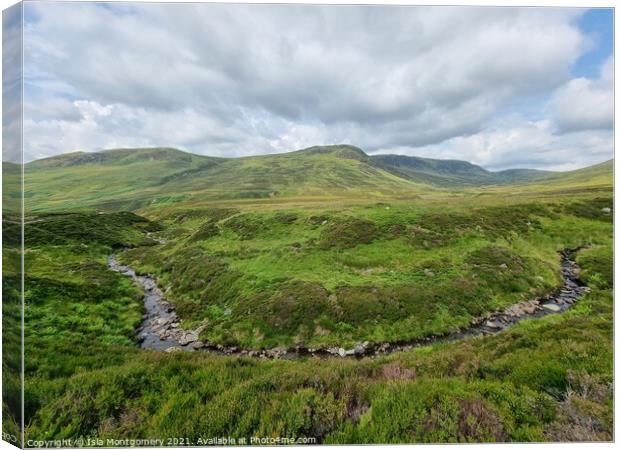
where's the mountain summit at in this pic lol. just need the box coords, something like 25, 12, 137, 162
22, 145, 612, 211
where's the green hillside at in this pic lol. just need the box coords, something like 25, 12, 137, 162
8, 144, 613, 443
21, 145, 613, 212
541, 160, 614, 187
25, 147, 219, 211
372, 153, 613, 187
372, 154, 502, 186
24, 145, 426, 211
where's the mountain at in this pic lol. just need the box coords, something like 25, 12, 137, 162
542, 159, 613, 186
18, 145, 612, 211
157, 145, 422, 198
24, 148, 221, 211
371, 154, 502, 186
370, 154, 570, 186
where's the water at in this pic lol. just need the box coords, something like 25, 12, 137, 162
108, 255, 187, 351
108, 248, 588, 358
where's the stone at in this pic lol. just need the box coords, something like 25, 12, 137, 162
423, 268, 435, 277
338, 347, 347, 357
165, 346, 182, 353
272, 347, 288, 357
190, 341, 205, 349
601, 207, 611, 214
485, 320, 502, 329
354, 342, 369, 356
179, 331, 199, 345
194, 323, 209, 335
542, 303, 561, 312
498, 263, 508, 269
378, 343, 390, 352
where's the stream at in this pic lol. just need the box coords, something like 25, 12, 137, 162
108, 248, 590, 359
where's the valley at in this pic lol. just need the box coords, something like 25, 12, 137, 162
4, 145, 613, 443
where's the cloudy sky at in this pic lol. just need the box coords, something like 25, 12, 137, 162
16, 3, 615, 170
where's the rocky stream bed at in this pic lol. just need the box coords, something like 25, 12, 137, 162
108, 248, 589, 359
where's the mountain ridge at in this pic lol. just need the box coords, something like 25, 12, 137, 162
18, 145, 613, 211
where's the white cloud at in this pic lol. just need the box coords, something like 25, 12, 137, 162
549, 56, 614, 133
376, 114, 612, 171
21, 3, 612, 169
3, 4, 23, 163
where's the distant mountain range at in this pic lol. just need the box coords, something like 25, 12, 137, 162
9, 145, 613, 211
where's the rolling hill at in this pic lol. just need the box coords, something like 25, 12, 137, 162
19, 145, 612, 211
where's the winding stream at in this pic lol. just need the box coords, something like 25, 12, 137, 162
108, 248, 589, 359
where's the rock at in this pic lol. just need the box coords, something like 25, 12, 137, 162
423, 268, 435, 277
190, 341, 205, 349
193, 323, 208, 335
337, 348, 347, 357
321, 220, 328, 225
272, 346, 288, 357
504, 305, 521, 317
485, 320, 502, 329
521, 302, 539, 314
542, 303, 561, 312
165, 346, 182, 353
179, 331, 199, 345
498, 263, 508, 270
601, 207, 611, 214
354, 342, 369, 356
378, 342, 390, 353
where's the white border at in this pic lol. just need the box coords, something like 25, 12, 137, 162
0, 2, 616, 450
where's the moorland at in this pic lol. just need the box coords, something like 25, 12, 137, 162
2, 144, 613, 443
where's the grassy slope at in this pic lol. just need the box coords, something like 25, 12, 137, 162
21, 215, 612, 442
24, 146, 428, 212
11, 146, 614, 443
24, 148, 218, 211
23, 145, 613, 212
372, 154, 505, 186
119, 196, 612, 349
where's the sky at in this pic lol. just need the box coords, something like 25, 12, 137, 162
11, 3, 615, 170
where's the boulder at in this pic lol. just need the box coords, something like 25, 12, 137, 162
485, 320, 502, 329
542, 303, 561, 312
354, 343, 367, 356
179, 331, 199, 346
